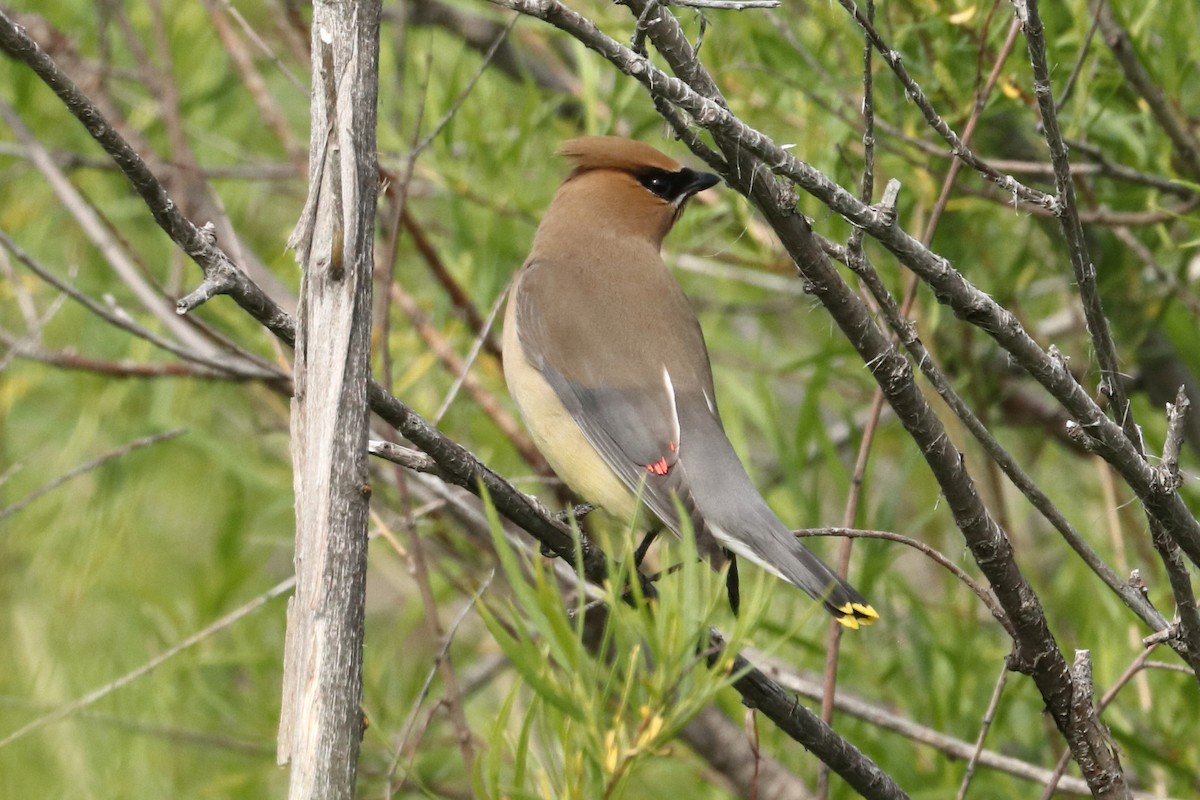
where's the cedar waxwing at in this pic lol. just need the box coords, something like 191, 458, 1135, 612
503, 136, 878, 629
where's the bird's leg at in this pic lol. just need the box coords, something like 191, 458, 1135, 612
725, 552, 740, 616
633, 527, 661, 567
541, 503, 596, 558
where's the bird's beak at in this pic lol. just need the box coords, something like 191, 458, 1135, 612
683, 169, 721, 197
670, 169, 721, 215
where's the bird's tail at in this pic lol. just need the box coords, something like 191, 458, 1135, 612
678, 411, 878, 628
700, 507, 878, 629
770, 539, 878, 629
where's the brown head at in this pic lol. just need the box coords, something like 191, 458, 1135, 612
540, 136, 720, 246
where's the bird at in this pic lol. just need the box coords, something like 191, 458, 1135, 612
503, 136, 878, 629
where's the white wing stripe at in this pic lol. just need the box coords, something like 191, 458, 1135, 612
661, 365, 681, 446
706, 522, 789, 581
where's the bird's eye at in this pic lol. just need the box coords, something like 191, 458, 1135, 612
638, 170, 675, 199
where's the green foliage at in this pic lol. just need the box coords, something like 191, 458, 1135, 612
474, 495, 771, 799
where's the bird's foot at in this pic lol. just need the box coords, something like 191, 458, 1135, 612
554, 503, 595, 527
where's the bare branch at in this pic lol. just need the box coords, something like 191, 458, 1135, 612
1012, 0, 1140, 454
822, 235, 1168, 633
0, 11, 295, 343
834, 0, 1056, 212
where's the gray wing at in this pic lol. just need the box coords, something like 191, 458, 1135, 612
538, 364, 728, 564
515, 259, 876, 624
514, 261, 726, 563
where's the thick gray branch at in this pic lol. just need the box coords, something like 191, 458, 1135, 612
277, 3, 382, 798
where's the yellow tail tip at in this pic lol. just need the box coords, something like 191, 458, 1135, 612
834, 602, 880, 629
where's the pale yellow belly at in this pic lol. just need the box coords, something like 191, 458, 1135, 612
503, 299, 640, 524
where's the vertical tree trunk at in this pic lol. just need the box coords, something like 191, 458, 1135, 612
277, 3, 382, 798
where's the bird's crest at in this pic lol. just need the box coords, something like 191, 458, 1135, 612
558, 136, 682, 175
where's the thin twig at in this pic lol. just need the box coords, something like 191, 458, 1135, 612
0, 577, 295, 748
0, 429, 187, 521
0, 338, 264, 382
795, 528, 1011, 634
380, 44, 434, 394
1013, 0, 1140, 454
980, 155, 1199, 199
666, 0, 778, 8
963, 187, 1200, 225
383, 572, 492, 794
1111, 226, 1200, 318
819, 10, 879, 792
434, 285, 509, 423
1090, 0, 1200, 179
1054, 0, 1102, 111
835, 0, 1056, 211
955, 665, 1010, 800
215, 0, 308, 92
404, 470, 476, 777
414, 15, 519, 158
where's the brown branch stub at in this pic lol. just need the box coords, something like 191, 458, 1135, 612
369, 440, 441, 475
176, 223, 242, 314
1156, 386, 1190, 494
